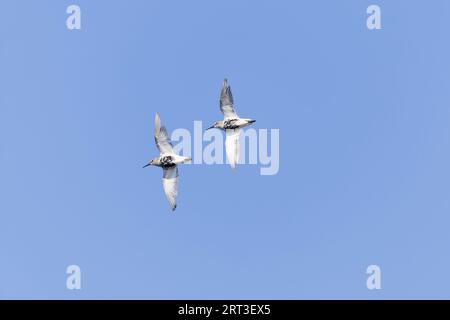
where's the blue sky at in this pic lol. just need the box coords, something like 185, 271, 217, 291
1, 0, 450, 299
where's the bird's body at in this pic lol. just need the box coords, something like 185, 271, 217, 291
149, 154, 190, 167
143, 113, 191, 211
222, 118, 255, 130
207, 79, 255, 169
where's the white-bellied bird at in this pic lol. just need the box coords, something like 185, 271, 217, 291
143, 113, 191, 211
206, 79, 255, 169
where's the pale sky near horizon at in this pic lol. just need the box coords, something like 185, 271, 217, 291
2, 0, 450, 299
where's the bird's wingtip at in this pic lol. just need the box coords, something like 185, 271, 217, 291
154, 112, 161, 128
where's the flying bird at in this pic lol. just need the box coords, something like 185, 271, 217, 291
207, 79, 255, 169
143, 113, 191, 211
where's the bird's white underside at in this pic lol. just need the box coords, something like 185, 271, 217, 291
162, 166, 178, 211
225, 129, 240, 169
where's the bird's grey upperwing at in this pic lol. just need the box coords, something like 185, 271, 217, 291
220, 79, 238, 119
162, 166, 178, 211
154, 112, 174, 155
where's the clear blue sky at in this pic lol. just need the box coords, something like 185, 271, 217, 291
1, 0, 450, 299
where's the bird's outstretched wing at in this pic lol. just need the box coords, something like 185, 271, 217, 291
154, 112, 174, 155
225, 129, 240, 169
220, 79, 238, 119
162, 166, 178, 211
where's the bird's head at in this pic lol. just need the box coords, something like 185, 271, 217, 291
143, 159, 155, 168
206, 121, 222, 130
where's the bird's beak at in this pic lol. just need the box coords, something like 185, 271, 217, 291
143, 163, 151, 168
206, 126, 214, 130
